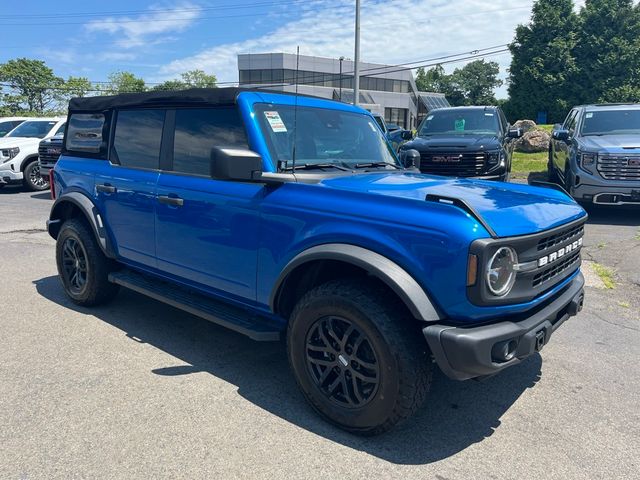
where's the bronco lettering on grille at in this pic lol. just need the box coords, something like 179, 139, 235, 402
538, 238, 583, 267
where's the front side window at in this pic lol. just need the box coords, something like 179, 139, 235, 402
581, 109, 640, 136
173, 107, 248, 176
112, 109, 165, 169
254, 104, 398, 169
418, 109, 500, 136
6, 120, 58, 139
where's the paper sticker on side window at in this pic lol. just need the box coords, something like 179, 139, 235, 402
264, 111, 287, 132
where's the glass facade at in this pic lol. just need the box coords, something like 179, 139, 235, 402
239, 69, 411, 95
384, 107, 409, 129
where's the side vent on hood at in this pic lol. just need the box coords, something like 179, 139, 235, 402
425, 193, 498, 238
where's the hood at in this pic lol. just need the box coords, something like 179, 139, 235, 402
405, 134, 501, 151
319, 172, 586, 238
0, 136, 42, 150
580, 134, 640, 153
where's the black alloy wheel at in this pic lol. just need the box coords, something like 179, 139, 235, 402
60, 237, 89, 295
305, 315, 380, 408
23, 161, 50, 191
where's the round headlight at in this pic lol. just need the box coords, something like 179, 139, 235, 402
486, 247, 518, 296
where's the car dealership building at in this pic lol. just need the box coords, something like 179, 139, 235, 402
237, 52, 449, 130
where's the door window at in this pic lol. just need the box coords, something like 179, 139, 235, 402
172, 107, 248, 176
563, 109, 578, 132
112, 109, 165, 169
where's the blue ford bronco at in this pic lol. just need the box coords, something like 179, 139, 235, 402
48, 88, 586, 435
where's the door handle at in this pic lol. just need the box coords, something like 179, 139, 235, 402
96, 184, 116, 194
158, 195, 184, 207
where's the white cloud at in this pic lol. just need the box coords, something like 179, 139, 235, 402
158, 0, 540, 97
84, 2, 201, 49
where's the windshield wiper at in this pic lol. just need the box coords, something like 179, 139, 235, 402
283, 163, 351, 171
353, 161, 402, 169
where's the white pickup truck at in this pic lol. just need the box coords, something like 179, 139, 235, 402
0, 118, 65, 191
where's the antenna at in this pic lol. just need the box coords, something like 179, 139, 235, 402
291, 46, 300, 173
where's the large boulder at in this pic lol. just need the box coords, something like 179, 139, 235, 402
515, 129, 550, 153
513, 119, 538, 133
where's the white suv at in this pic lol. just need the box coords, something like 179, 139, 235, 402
0, 117, 29, 137
0, 118, 65, 191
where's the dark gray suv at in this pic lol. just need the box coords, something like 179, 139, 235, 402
549, 104, 640, 205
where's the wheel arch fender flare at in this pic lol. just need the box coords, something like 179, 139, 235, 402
270, 243, 443, 322
20, 155, 39, 171
47, 192, 115, 258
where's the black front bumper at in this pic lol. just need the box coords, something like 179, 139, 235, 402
423, 272, 585, 380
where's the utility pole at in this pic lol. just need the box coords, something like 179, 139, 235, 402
353, 0, 360, 106
339, 56, 345, 102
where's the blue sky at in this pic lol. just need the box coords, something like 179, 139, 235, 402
1, 0, 583, 97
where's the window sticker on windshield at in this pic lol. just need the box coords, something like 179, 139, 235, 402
426, 115, 434, 121
368, 121, 378, 132
264, 111, 287, 132
484, 113, 494, 116
454, 119, 465, 131
585, 112, 593, 119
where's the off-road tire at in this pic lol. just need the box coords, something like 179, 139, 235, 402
56, 218, 119, 306
23, 160, 50, 191
287, 279, 433, 435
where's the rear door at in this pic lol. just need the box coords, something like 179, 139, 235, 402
155, 106, 263, 301
94, 109, 165, 268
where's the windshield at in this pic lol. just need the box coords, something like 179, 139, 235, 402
418, 109, 500, 136
6, 120, 57, 139
581, 109, 640, 136
254, 104, 399, 170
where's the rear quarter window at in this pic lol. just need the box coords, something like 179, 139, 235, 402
65, 113, 109, 157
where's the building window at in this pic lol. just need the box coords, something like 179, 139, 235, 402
384, 108, 408, 129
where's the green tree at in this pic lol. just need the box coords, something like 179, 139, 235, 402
152, 69, 218, 91
415, 65, 447, 92
104, 71, 146, 94
152, 79, 187, 91
180, 69, 217, 88
63, 76, 93, 98
574, 0, 640, 103
507, 0, 579, 123
451, 60, 503, 105
0, 58, 63, 113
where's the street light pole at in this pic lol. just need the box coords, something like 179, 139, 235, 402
353, 0, 360, 106
339, 56, 344, 102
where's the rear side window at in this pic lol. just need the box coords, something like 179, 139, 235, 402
113, 109, 165, 170
66, 113, 107, 156
172, 107, 248, 176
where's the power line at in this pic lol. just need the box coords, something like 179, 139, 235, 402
0, 0, 307, 19
0, 46, 510, 95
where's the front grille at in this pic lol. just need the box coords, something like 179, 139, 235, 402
533, 251, 581, 287
419, 152, 487, 176
537, 224, 584, 251
597, 155, 640, 180
38, 144, 62, 167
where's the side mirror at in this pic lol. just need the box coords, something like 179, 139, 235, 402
401, 130, 414, 141
507, 128, 523, 139
552, 129, 570, 141
400, 149, 421, 169
211, 146, 263, 181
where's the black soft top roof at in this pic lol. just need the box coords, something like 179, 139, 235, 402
68, 87, 244, 112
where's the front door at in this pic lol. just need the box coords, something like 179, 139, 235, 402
95, 108, 165, 268
154, 106, 262, 302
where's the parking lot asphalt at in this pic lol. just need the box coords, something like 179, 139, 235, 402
1, 185, 638, 480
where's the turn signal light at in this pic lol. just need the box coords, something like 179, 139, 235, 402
467, 254, 478, 286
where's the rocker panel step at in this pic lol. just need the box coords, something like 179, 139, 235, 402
108, 269, 281, 341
